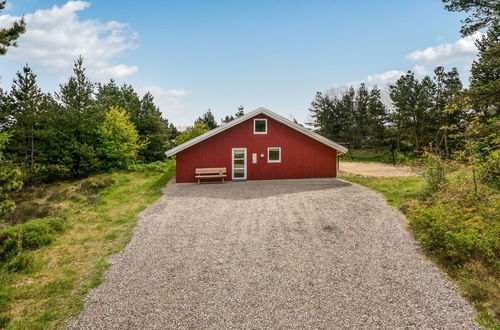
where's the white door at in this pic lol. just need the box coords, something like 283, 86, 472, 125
232, 148, 247, 180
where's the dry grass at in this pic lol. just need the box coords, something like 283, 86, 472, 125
1, 162, 175, 329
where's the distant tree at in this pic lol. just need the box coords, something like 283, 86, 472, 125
196, 109, 218, 129
469, 23, 500, 118
0, 1, 26, 56
442, 0, 499, 36
221, 114, 235, 124
432, 66, 464, 157
389, 71, 436, 151
97, 106, 143, 169
8, 64, 45, 177
174, 123, 208, 146
235, 105, 244, 118
0, 132, 22, 217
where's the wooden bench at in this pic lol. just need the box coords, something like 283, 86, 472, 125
195, 167, 227, 184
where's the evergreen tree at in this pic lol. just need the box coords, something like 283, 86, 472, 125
196, 109, 218, 129
53, 57, 100, 177
136, 92, 170, 162
0, 1, 25, 56
367, 86, 389, 145
432, 66, 464, 157
235, 105, 244, 118
442, 0, 499, 36
8, 64, 44, 177
469, 23, 500, 117
389, 71, 436, 151
221, 114, 235, 124
0, 132, 22, 217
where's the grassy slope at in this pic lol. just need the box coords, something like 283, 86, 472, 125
2, 161, 175, 329
339, 171, 499, 328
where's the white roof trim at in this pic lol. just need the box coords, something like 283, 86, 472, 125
165, 107, 348, 157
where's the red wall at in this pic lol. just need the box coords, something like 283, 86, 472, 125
175, 114, 337, 182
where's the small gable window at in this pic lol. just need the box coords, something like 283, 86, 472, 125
268, 147, 281, 163
254, 119, 267, 134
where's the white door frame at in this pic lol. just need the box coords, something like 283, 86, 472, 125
232, 148, 247, 180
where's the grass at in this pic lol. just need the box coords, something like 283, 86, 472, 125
0, 160, 175, 329
340, 169, 500, 328
339, 173, 424, 209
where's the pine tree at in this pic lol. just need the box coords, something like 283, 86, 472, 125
136, 92, 170, 162
8, 64, 45, 178
469, 23, 500, 117
0, 132, 22, 216
195, 109, 218, 129
442, 0, 499, 36
432, 66, 463, 157
0, 1, 25, 56
235, 106, 244, 118
53, 57, 99, 177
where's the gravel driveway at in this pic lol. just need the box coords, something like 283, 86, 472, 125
68, 178, 479, 329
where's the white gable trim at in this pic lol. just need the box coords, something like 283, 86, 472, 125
165, 107, 348, 157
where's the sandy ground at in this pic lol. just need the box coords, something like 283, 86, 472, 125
340, 161, 419, 177
68, 179, 478, 329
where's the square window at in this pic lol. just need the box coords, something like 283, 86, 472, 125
254, 119, 267, 134
268, 147, 281, 163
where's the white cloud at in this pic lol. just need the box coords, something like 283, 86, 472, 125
413, 64, 429, 76
406, 32, 482, 63
0, 1, 138, 80
366, 70, 406, 86
139, 86, 193, 120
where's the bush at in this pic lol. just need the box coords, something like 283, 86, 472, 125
420, 151, 448, 197
0, 218, 65, 264
6, 252, 37, 273
409, 197, 500, 270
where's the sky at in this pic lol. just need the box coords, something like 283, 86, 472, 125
0, 0, 481, 126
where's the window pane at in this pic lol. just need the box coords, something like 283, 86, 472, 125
234, 169, 244, 177
269, 149, 280, 161
233, 151, 245, 159
254, 120, 266, 133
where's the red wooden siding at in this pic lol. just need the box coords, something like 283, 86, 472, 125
175, 114, 337, 182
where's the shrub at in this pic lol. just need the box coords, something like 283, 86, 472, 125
420, 150, 448, 197
409, 200, 500, 270
0, 218, 65, 264
6, 252, 37, 273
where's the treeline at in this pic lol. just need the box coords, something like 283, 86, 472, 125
309, 24, 498, 161
0, 57, 178, 185
309, 66, 466, 154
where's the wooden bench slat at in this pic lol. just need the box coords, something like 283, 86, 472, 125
195, 167, 227, 184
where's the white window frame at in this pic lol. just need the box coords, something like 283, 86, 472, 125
267, 147, 281, 163
253, 118, 267, 134
232, 147, 247, 180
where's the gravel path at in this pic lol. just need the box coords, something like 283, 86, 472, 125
68, 178, 479, 329
340, 162, 419, 177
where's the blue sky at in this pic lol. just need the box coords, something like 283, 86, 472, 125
0, 1, 478, 126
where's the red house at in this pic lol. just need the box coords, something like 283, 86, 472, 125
166, 107, 347, 183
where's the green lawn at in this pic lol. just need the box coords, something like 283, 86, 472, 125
339, 173, 424, 208
0, 161, 175, 329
